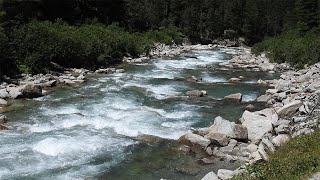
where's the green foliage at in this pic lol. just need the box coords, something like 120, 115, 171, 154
234, 131, 320, 180
6, 20, 182, 74
253, 30, 320, 68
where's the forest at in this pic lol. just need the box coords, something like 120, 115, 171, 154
0, 0, 320, 74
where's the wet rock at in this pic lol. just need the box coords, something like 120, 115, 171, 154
277, 100, 303, 118
245, 104, 255, 112
116, 69, 125, 73
178, 145, 191, 154
135, 134, 164, 144
175, 164, 200, 175
186, 76, 201, 82
217, 169, 234, 180
224, 93, 242, 102
272, 135, 290, 147
185, 90, 207, 97
0, 114, 8, 123
178, 133, 211, 148
201, 171, 219, 180
0, 98, 7, 106
229, 78, 241, 83
22, 84, 43, 98
241, 111, 273, 142
200, 157, 216, 164
205, 132, 229, 147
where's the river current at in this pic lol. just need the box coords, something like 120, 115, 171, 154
0, 48, 277, 179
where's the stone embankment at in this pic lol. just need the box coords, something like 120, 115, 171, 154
176, 49, 320, 180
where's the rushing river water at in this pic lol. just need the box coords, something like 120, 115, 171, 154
0, 48, 278, 180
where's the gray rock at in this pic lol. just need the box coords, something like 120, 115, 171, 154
201, 172, 219, 180
309, 172, 320, 180
246, 144, 258, 154
229, 78, 241, 83
0, 98, 8, 105
220, 139, 238, 153
0, 89, 10, 99
275, 124, 290, 134
232, 124, 248, 140
277, 100, 303, 118
22, 84, 43, 98
256, 95, 271, 102
258, 143, 269, 161
217, 169, 234, 180
7, 86, 23, 99
261, 138, 275, 152
255, 108, 279, 125
241, 111, 273, 142
224, 93, 242, 102
205, 132, 229, 147
272, 135, 290, 147
178, 133, 211, 148
245, 104, 255, 111
209, 116, 234, 137
275, 79, 292, 92
185, 90, 207, 97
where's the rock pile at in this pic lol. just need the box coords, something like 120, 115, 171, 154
194, 51, 320, 179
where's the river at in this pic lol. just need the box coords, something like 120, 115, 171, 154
0, 48, 277, 179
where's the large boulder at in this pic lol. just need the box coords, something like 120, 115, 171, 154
178, 133, 211, 148
277, 100, 303, 118
209, 116, 248, 140
255, 108, 279, 125
224, 93, 242, 102
241, 111, 273, 142
204, 132, 229, 147
7, 86, 23, 99
22, 84, 43, 98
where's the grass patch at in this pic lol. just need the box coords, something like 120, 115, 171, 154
234, 130, 320, 180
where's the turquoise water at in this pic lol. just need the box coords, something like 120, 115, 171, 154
0, 48, 277, 179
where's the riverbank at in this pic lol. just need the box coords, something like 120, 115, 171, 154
185, 49, 320, 179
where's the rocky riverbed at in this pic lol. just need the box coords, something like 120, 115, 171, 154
0, 45, 292, 179
176, 49, 320, 180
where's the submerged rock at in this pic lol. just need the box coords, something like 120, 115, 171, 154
185, 90, 207, 97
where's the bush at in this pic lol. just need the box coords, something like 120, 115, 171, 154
7, 20, 183, 74
234, 131, 320, 180
252, 30, 320, 69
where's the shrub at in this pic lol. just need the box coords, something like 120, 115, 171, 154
7, 20, 183, 74
252, 29, 320, 69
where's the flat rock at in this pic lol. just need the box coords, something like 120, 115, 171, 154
256, 95, 271, 102
178, 133, 211, 148
0, 98, 7, 106
277, 100, 303, 118
217, 169, 234, 180
224, 93, 242, 102
201, 171, 219, 180
185, 90, 207, 97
